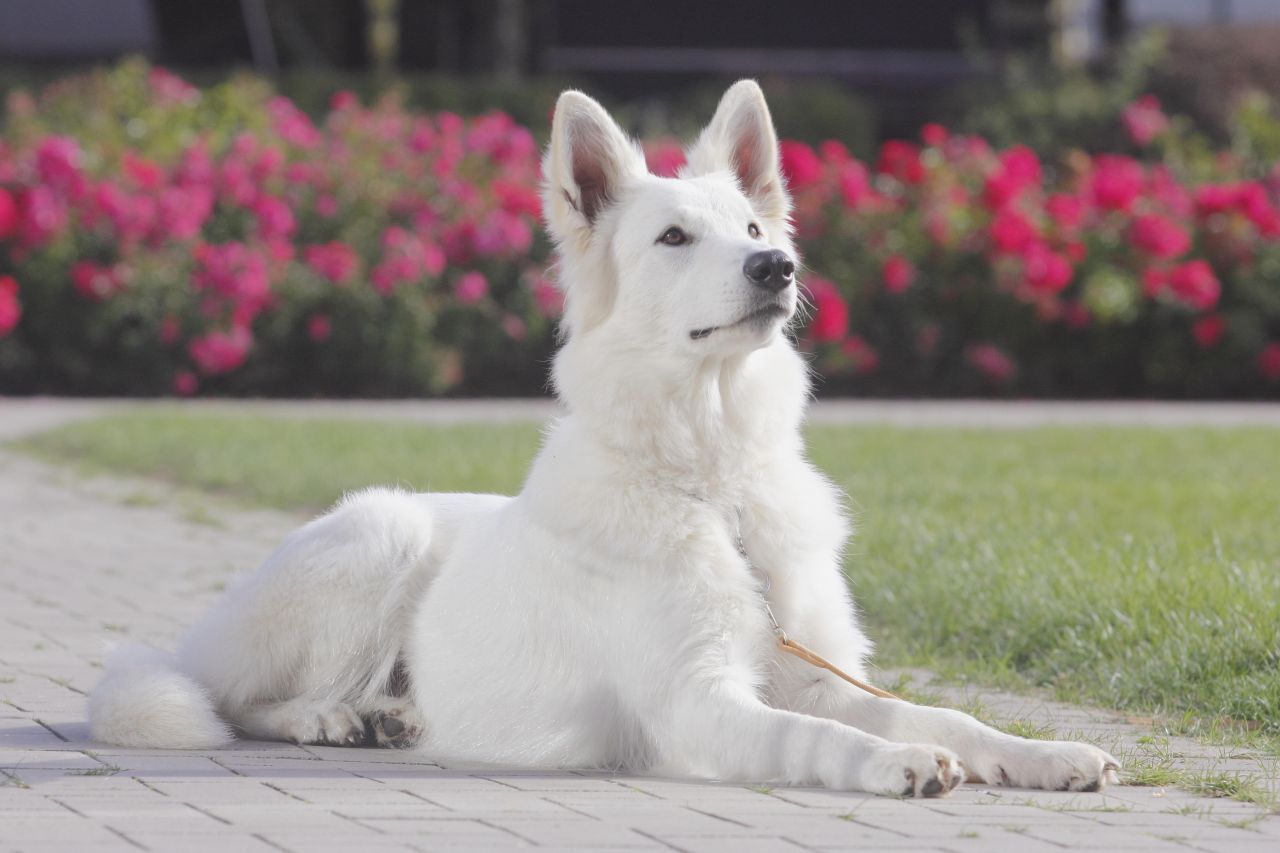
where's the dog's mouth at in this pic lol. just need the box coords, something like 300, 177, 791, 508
690, 303, 791, 340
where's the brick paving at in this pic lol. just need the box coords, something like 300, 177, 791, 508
1, 399, 1278, 852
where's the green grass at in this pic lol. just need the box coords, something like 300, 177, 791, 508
18, 411, 1280, 738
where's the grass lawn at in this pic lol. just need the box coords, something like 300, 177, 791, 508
19, 411, 1280, 742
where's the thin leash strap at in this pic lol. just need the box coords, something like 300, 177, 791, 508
734, 507, 902, 702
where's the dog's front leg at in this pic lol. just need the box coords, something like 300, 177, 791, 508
664, 679, 964, 797
788, 680, 1120, 792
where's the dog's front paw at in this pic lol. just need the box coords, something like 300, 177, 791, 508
367, 702, 424, 748
856, 743, 965, 798
974, 740, 1120, 792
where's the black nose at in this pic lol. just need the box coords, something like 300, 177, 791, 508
743, 249, 795, 293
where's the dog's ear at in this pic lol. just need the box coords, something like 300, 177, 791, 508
542, 90, 645, 249
684, 80, 789, 224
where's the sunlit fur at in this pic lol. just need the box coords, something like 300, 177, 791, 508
88, 81, 1119, 796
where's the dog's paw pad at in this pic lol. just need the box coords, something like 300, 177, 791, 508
368, 704, 423, 748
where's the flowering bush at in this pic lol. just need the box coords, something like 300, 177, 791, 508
1, 60, 1279, 398
767, 97, 1280, 397
0, 60, 553, 396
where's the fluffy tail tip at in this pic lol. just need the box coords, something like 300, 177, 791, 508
88, 645, 233, 749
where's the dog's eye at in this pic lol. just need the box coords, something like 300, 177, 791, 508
748, 223, 762, 239
657, 226, 689, 246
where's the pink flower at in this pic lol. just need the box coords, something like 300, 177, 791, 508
17, 186, 68, 246
35, 136, 83, 191
454, 271, 488, 304
881, 255, 915, 293
1090, 155, 1145, 212
1167, 260, 1221, 312
251, 195, 296, 242
838, 162, 872, 211
875, 140, 924, 185
191, 242, 272, 319
806, 277, 849, 342
303, 242, 360, 285
1259, 343, 1280, 381
920, 123, 949, 147
1129, 214, 1190, 259
149, 67, 199, 105
842, 335, 879, 374
173, 371, 198, 396
122, 151, 164, 191
330, 90, 359, 112
71, 261, 127, 300
983, 145, 1041, 210
0, 187, 16, 239
492, 180, 542, 217
1045, 193, 1085, 233
1122, 95, 1169, 146
502, 313, 527, 340
966, 343, 1016, 384
645, 140, 686, 178
306, 314, 332, 342
1192, 314, 1225, 349
531, 276, 563, 317
989, 208, 1038, 255
188, 325, 252, 376
1020, 241, 1073, 295
780, 141, 823, 190
0, 275, 21, 335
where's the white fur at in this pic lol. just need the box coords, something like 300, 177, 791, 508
88, 81, 1119, 797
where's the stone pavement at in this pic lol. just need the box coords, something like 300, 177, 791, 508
2, 400, 1279, 852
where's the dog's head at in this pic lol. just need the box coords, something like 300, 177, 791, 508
542, 80, 797, 357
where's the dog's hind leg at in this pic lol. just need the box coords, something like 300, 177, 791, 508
179, 488, 442, 743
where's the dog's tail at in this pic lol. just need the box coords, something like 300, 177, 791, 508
88, 644, 233, 749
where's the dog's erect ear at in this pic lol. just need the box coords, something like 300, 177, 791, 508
684, 80, 789, 223
542, 91, 645, 247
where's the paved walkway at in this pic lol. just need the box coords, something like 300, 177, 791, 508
1, 400, 1278, 852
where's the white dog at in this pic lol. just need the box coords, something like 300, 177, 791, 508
90, 81, 1120, 797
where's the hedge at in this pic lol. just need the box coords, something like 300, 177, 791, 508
1, 59, 1278, 398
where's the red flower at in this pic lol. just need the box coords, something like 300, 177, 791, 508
0, 275, 21, 335
965, 343, 1016, 384
920, 123, 949, 147
0, 188, 18, 239
1020, 241, 1073, 295
875, 140, 924, 185
1259, 342, 1280, 381
173, 371, 198, 397
1191, 314, 1225, 349
1090, 155, 1145, 212
306, 314, 332, 342
780, 141, 823, 190
1121, 95, 1169, 146
1167, 260, 1221, 312
807, 277, 849, 342
983, 145, 1041, 210
1129, 214, 1191, 259
881, 255, 915, 293
645, 140, 686, 178
989, 208, 1038, 255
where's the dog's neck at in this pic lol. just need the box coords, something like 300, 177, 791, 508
553, 332, 810, 489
